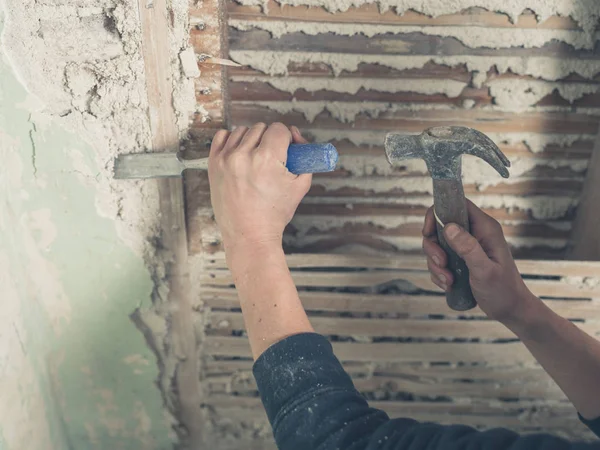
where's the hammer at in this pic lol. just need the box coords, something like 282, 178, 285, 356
385, 126, 510, 311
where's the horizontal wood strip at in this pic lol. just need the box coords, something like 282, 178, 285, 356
225, 105, 600, 134
201, 271, 600, 298
205, 336, 537, 364
227, 29, 600, 59
228, 79, 600, 109
202, 253, 600, 277
287, 219, 570, 241
307, 179, 584, 197
227, 61, 474, 81
207, 392, 573, 413
211, 405, 590, 437
201, 288, 600, 319
207, 373, 567, 401
225, 2, 580, 30
207, 311, 600, 340
294, 202, 576, 224
203, 358, 550, 382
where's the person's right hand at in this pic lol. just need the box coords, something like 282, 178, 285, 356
422, 200, 539, 324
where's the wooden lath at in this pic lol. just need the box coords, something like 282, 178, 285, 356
197, 252, 600, 439
222, 1, 600, 258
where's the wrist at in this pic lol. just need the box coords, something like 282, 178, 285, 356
501, 292, 549, 340
225, 238, 285, 273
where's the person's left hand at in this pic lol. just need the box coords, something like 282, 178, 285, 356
208, 123, 312, 254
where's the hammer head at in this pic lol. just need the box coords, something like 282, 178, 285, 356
385, 126, 510, 180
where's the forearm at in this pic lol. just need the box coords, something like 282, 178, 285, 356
505, 294, 600, 420
227, 242, 314, 359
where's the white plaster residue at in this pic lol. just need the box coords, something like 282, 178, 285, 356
489, 78, 600, 112
0, 0, 163, 256
233, 0, 600, 35
563, 276, 600, 289
241, 99, 600, 126
229, 50, 600, 85
244, 100, 457, 122
306, 128, 595, 154
230, 19, 598, 50
231, 75, 468, 97
180, 47, 201, 79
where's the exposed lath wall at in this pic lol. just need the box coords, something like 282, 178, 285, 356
205, 0, 600, 259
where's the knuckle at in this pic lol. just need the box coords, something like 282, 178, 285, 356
270, 122, 290, 135
224, 151, 246, 169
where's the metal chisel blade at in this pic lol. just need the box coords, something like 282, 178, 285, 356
113, 153, 206, 179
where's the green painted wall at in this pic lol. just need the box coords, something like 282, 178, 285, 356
0, 15, 175, 450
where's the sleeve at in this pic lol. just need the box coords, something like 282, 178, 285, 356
253, 333, 595, 450
579, 413, 600, 439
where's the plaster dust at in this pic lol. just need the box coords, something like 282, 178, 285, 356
233, 0, 600, 35
229, 50, 600, 87
230, 19, 599, 50
1, 0, 201, 445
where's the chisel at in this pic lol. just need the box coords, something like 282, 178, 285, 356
114, 143, 338, 179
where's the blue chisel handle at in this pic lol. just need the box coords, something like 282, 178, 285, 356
285, 143, 338, 175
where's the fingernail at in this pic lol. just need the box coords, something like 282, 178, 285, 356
445, 224, 460, 239
432, 256, 440, 266
438, 274, 447, 285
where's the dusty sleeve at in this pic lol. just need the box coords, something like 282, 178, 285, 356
579, 413, 600, 439
253, 332, 596, 450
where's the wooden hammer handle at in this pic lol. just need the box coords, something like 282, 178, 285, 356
432, 179, 477, 311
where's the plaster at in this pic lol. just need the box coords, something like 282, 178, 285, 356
0, 38, 175, 449
230, 19, 599, 50
234, 0, 600, 35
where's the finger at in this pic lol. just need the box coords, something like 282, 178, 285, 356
291, 126, 309, 144
258, 122, 292, 163
238, 122, 268, 151
427, 257, 453, 289
209, 129, 230, 158
422, 206, 437, 238
430, 274, 447, 292
222, 126, 249, 156
444, 223, 491, 276
465, 199, 508, 256
423, 238, 447, 268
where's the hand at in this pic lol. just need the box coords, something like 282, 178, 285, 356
208, 123, 312, 254
422, 200, 539, 324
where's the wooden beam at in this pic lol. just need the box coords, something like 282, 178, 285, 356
137, 0, 204, 446
568, 130, 600, 260
185, 0, 229, 256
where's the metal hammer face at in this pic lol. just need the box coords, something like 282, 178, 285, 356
385, 126, 510, 180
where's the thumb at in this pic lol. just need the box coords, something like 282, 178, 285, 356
444, 223, 491, 276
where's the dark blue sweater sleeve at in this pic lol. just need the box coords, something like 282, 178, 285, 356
252, 333, 598, 450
